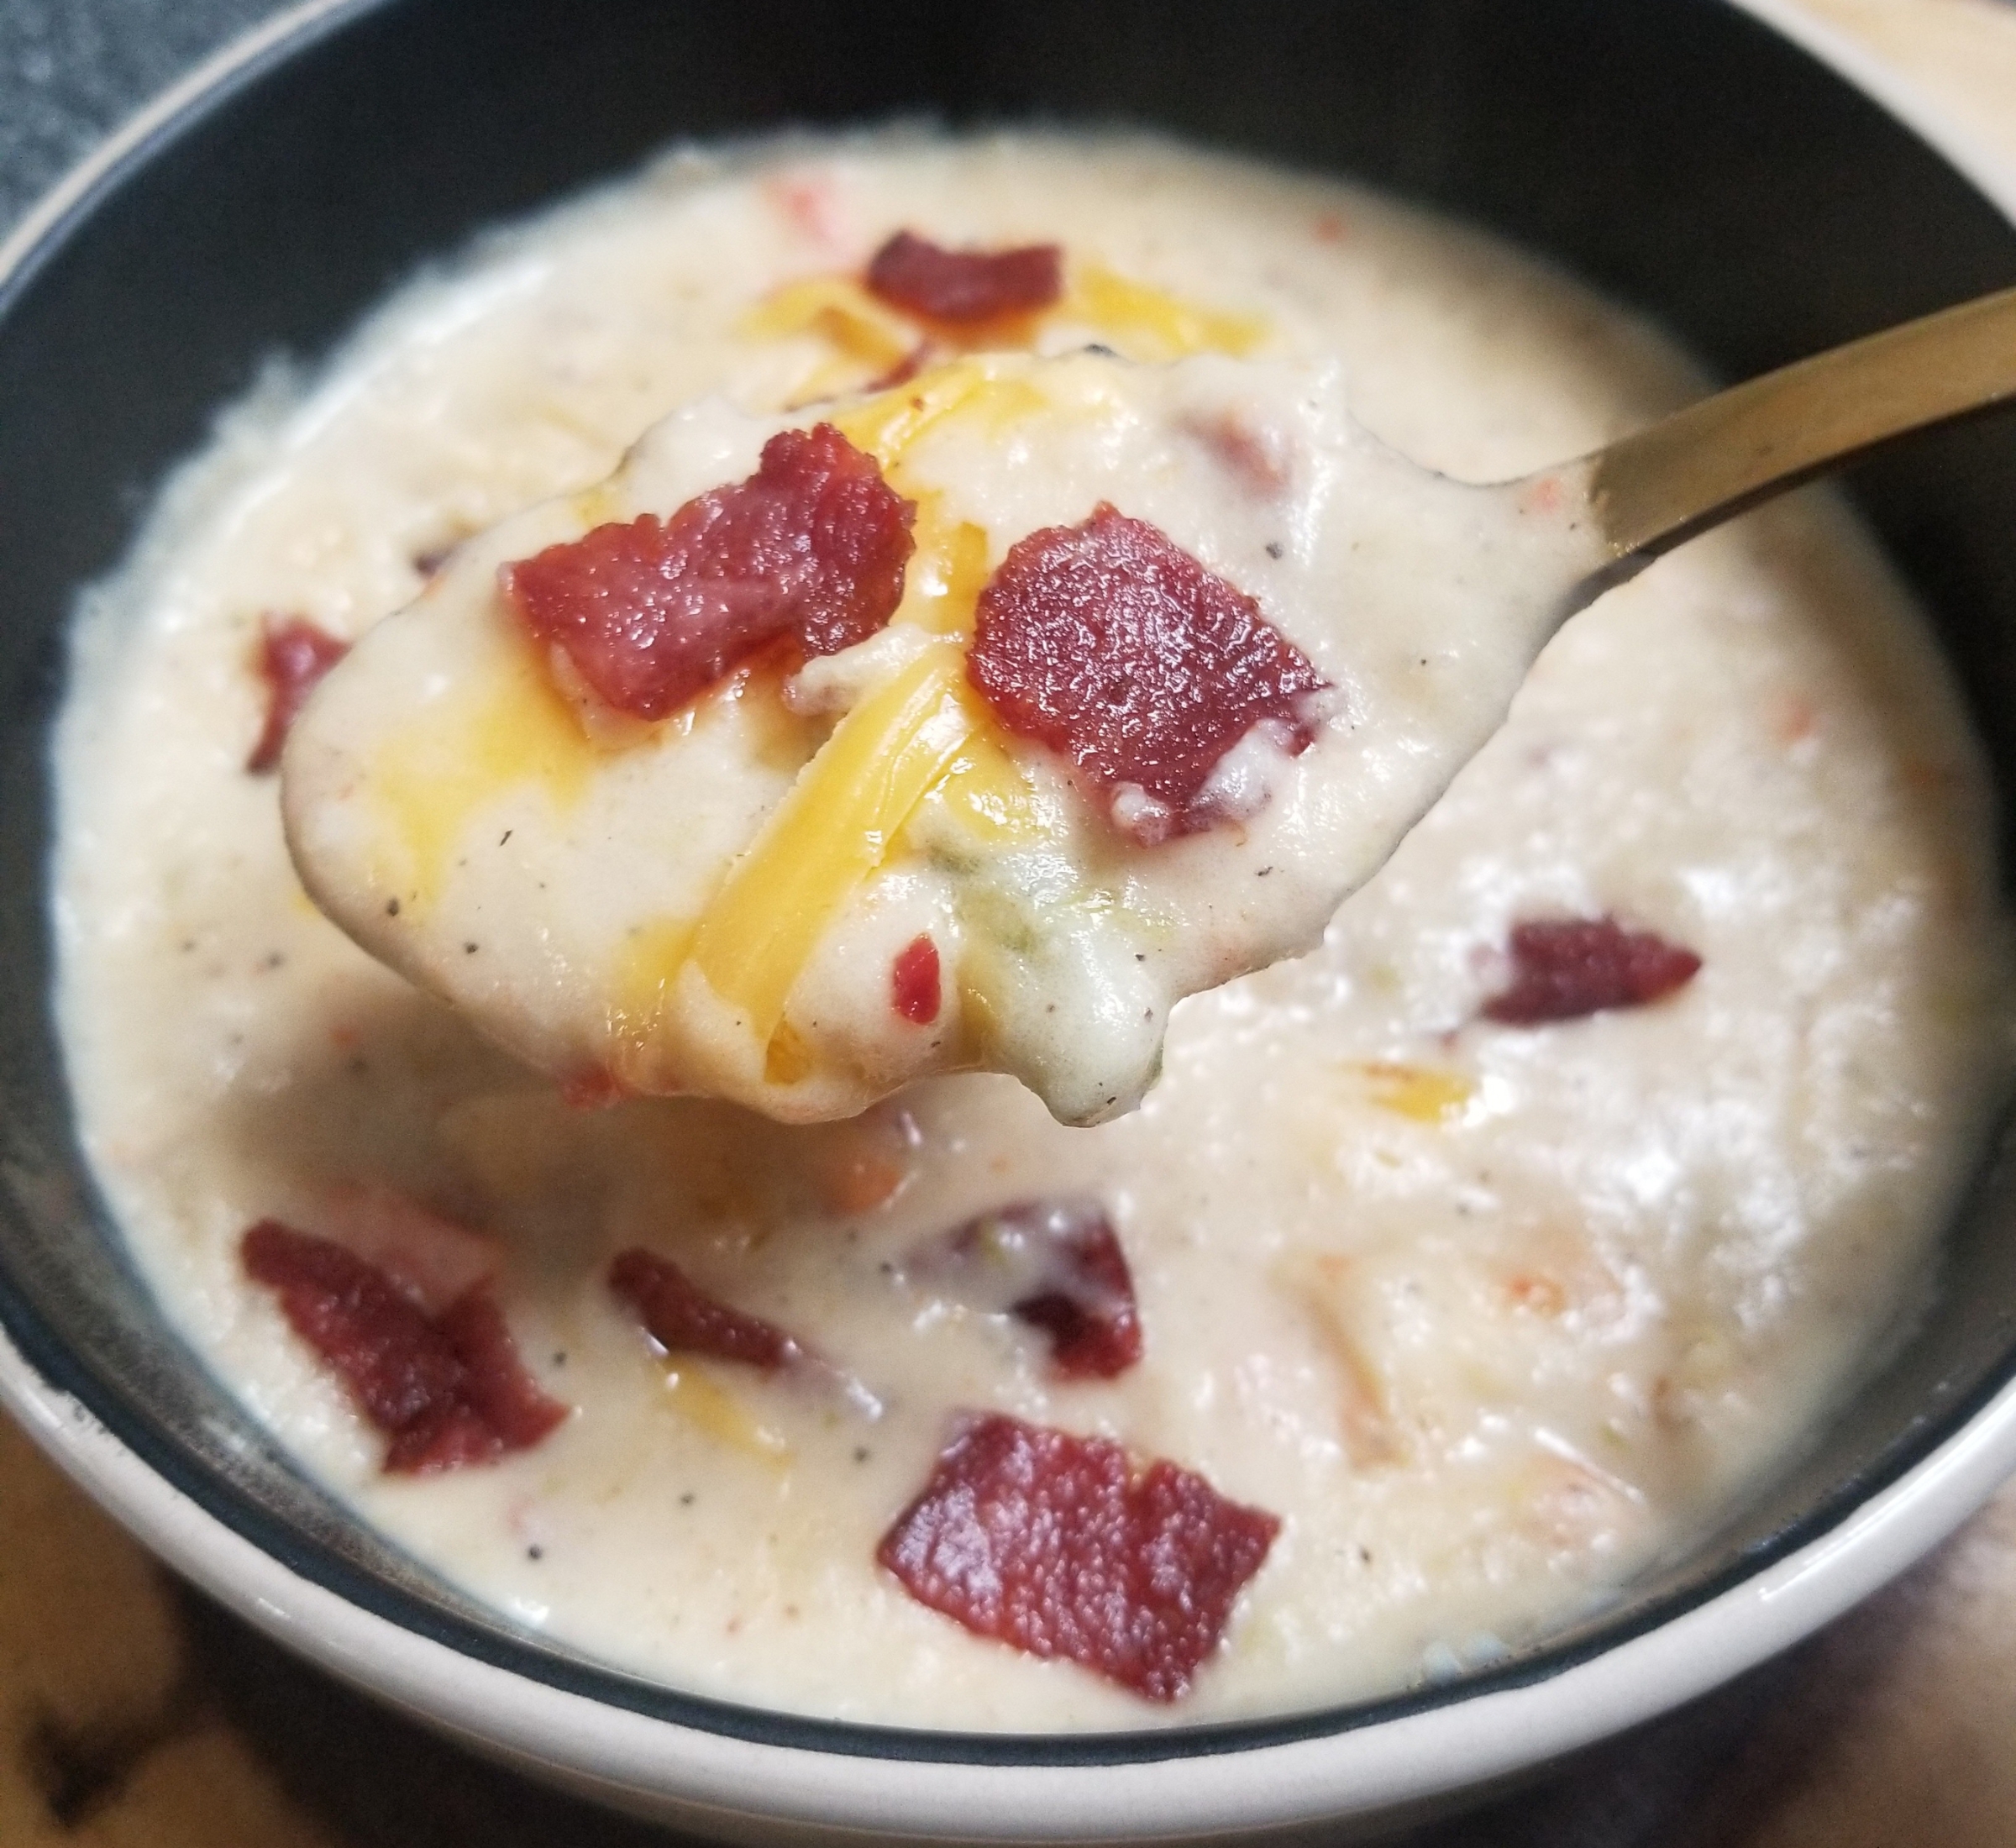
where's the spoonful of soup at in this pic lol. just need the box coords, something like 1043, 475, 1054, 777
280, 282, 2016, 1126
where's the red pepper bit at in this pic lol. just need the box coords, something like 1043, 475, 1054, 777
241, 1219, 565, 1473
878, 1413, 1278, 1701
1482, 916, 1702, 1025
891, 934, 942, 1026
607, 1247, 802, 1370
246, 615, 348, 773
864, 230, 1063, 323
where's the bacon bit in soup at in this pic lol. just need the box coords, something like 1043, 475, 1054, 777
246, 615, 348, 773
912, 1199, 1142, 1379
890, 934, 942, 1026
241, 1219, 565, 1473
1482, 916, 1702, 1025
608, 1247, 803, 1371
312, 1183, 498, 1313
878, 1412, 1278, 1700
501, 424, 915, 722
969, 503, 1327, 843
1005, 1201, 1139, 1379
864, 229, 1063, 323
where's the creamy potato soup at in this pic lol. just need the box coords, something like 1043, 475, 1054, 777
54, 133, 2015, 1729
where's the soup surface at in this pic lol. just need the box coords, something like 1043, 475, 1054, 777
54, 132, 2014, 1729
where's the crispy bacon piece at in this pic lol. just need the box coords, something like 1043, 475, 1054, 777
890, 933, 942, 1026
241, 1219, 565, 1473
864, 230, 1063, 323
607, 1247, 801, 1370
970, 504, 1327, 843
501, 424, 915, 722
878, 1414, 1278, 1700
918, 1199, 1142, 1379
247, 615, 348, 773
1483, 916, 1703, 1025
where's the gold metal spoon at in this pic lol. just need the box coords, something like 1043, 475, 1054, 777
1567, 281, 2016, 606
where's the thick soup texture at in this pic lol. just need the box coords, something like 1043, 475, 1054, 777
54, 134, 2014, 1729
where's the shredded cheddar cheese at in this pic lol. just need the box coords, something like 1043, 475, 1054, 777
659, 1363, 791, 1465
741, 276, 917, 403
891, 499, 990, 638
747, 260, 1269, 389
371, 641, 593, 905
685, 643, 981, 1048
829, 357, 1045, 486
1064, 265, 1267, 361
1353, 1061, 1475, 1124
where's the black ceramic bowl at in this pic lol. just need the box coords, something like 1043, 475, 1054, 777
4, 1, 2016, 1840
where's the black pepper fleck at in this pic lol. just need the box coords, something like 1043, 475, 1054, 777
680, 1492, 696, 1506
853, 1446, 871, 1463
464, 942, 479, 954
527, 1545, 543, 1561
1265, 540, 1284, 559
385, 898, 401, 917
499, 829, 512, 846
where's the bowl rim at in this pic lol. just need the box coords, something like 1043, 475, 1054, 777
11, 1312, 2016, 1838
5, 0, 2016, 1835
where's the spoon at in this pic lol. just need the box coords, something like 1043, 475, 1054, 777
1554, 280, 2016, 609
284, 288, 2016, 1127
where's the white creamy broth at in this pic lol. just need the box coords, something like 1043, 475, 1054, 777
54, 133, 2014, 1730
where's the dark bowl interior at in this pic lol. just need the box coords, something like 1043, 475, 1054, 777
3, 0, 2016, 1772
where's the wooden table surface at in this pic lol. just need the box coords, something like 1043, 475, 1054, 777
4, 3, 2016, 1842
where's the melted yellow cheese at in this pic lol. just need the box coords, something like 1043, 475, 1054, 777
828, 357, 1042, 483
740, 276, 917, 404
371, 640, 595, 905
1353, 1060, 1476, 1124
914, 735, 1044, 849
686, 643, 981, 1047
1065, 263, 1267, 361
891, 499, 990, 638
659, 1363, 791, 1466
746, 258, 1269, 386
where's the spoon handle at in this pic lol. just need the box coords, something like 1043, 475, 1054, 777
1586, 282, 2016, 574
